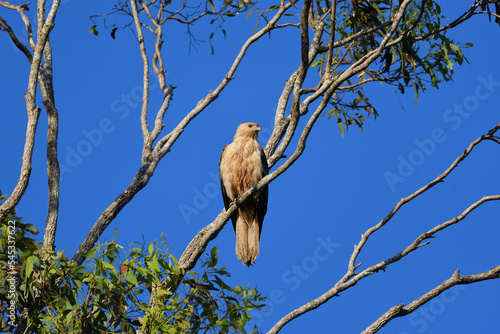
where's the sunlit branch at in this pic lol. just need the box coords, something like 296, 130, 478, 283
155, 0, 296, 159
271, 0, 316, 170
130, 0, 151, 147
265, 21, 325, 168
267, 122, 499, 334
0, 0, 61, 222
345, 122, 500, 277
70, 0, 296, 266
0, 16, 32, 61
324, 0, 337, 76
42, 48, 60, 255
362, 267, 500, 333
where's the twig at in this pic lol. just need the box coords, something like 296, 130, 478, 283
324, 0, 336, 77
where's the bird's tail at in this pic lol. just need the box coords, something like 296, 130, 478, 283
235, 213, 260, 266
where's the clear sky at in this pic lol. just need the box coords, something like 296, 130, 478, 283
1, 1, 499, 333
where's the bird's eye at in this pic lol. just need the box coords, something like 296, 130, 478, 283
248, 124, 252, 128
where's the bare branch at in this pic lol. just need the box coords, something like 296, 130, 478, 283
0, 15, 32, 61
0, 0, 61, 222
41, 42, 59, 255
1, 1, 60, 252
178, 6, 329, 270
18, 3, 35, 50
346, 122, 500, 277
267, 192, 500, 334
42, 97, 60, 254
266, 122, 500, 334
265, 22, 325, 167
130, 0, 151, 147
362, 266, 500, 334
70, 1, 297, 266
154, 1, 296, 159
324, 0, 337, 76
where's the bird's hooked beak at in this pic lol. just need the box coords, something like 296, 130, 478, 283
254, 125, 262, 132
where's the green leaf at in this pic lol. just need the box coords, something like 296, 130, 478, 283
207, 0, 215, 12
310, 60, 322, 68
25, 255, 38, 277
215, 319, 230, 327
209, 247, 218, 267
147, 254, 161, 273
413, 81, 419, 106
125, 270, 139, 287
70, 265, 86, 275
337, 116, 344, 138
89, 25, 98, 36
353, 94, 363, 106
100, 260, 117, 275
246, 8, 258, 20
356, 113, 365, 124
78, 244, 97, 258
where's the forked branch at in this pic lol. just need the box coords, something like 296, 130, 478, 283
265, 122, 500, 334
346, 122, 500, 278
178, 0, 416, 275
0, 0, 62, 223
70, 0, 297, 266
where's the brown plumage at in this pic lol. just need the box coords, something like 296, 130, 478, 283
219, 122, 268, 266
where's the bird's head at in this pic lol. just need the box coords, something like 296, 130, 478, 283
234, 122, 262, 140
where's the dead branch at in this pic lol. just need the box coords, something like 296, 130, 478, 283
346, 122, 500, 278
265, 122, 500, 334
362, 266, 500, 334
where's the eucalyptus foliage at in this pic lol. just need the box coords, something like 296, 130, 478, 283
0, 193, 265, 333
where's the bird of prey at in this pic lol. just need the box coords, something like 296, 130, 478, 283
219, 122, 268, 266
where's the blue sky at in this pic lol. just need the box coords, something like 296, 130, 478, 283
1, 1, 499, 333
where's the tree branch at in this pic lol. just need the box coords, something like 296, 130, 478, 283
42, 97, 60, 254
362, 266, 500, 334
155, 1, 296, 160
40, 35, 59, 255
178, 4, 328, 270
346, 122, 500, 277
70, 0, 296, 266
265, 122, 500, 334
0, 0, 61, 222
265, 21, 325, 168
324, 0, 337, 76
0, 15, 32, 61
130, 0, 151, 147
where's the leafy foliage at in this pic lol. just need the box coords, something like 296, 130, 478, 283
308, 0, 493, 136
89, 0, 498, 137
89, 0, 255, 53
0, 193, 265, 333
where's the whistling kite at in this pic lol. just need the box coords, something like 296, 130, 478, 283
219, 122, 268, 266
